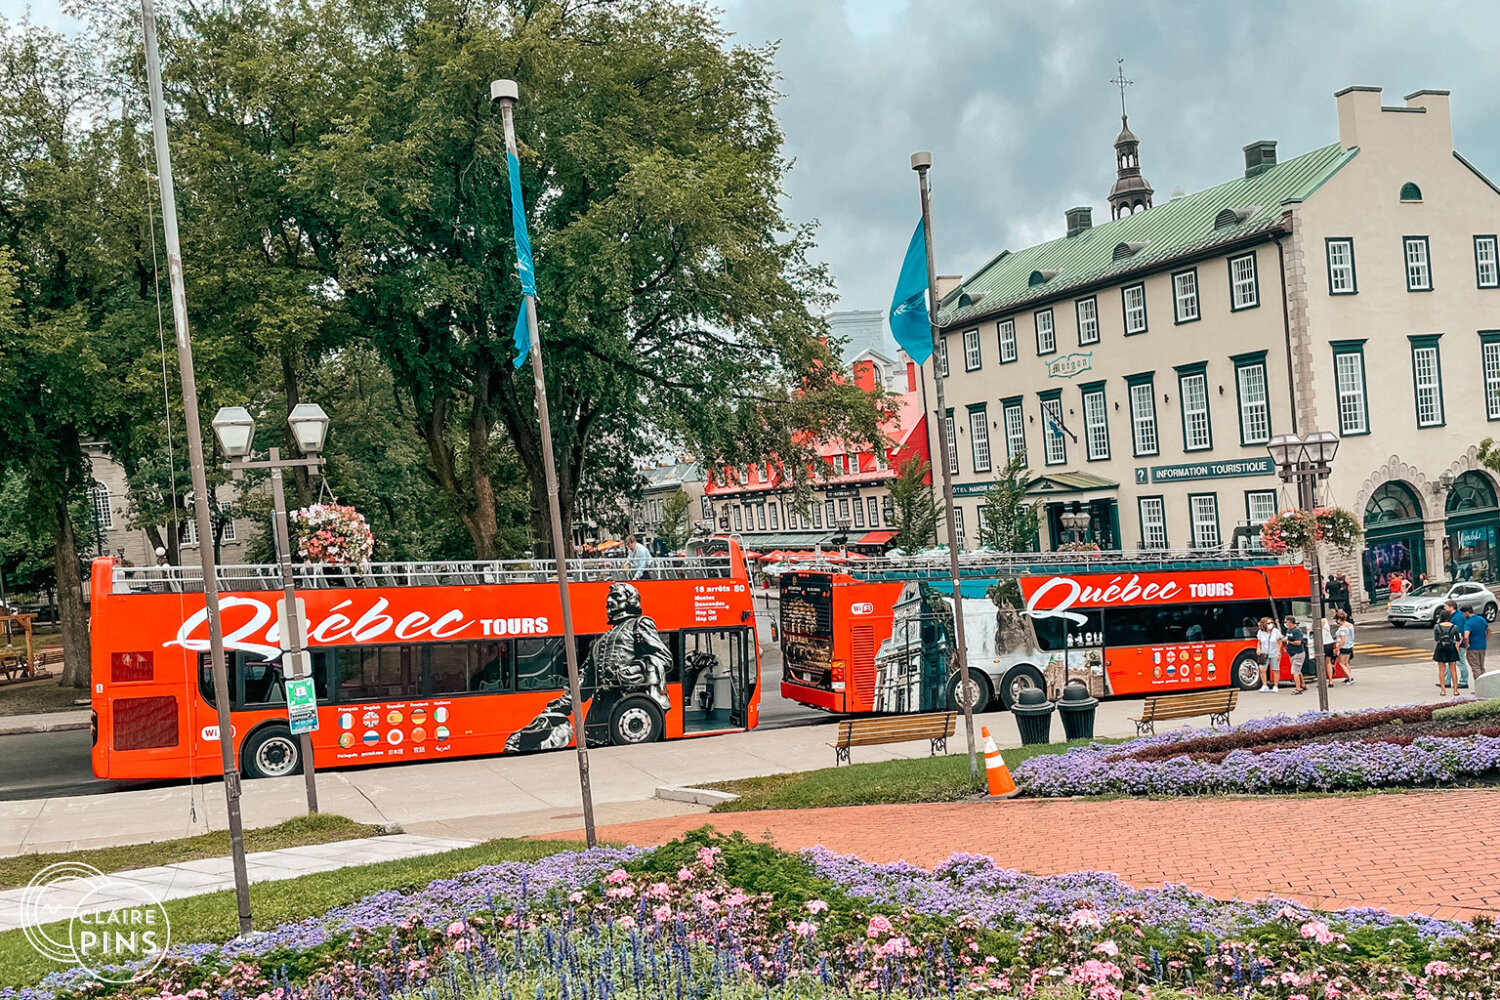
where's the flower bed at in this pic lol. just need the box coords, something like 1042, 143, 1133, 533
1014, 704, 1500, 796
8, 830, 1499, 1000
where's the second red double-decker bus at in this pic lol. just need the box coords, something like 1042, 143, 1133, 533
780, 551, 1320, 713
91, 539, 759, 781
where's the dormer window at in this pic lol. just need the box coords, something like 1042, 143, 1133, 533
1028, 269, 1059, 286
1214, 207, 1253, 229
1112, 240, 1147, 261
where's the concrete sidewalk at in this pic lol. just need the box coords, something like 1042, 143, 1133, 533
0, 710, 89, 736
0, 833, 478, 932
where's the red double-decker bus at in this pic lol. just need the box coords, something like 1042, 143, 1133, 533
90, 540, 759, 781
780, 551, 1322, 713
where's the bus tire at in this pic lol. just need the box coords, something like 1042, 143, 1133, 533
243, 725, 302, 779
1230, 651, 1262, 692
946, 669, 992, 713
609, 698, 663, 746
997, 665, 1044, 710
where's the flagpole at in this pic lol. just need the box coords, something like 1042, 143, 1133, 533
492, 79, 596, 848
911, 152, 979, 782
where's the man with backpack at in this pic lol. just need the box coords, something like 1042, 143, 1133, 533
1433, 606, 1464, 697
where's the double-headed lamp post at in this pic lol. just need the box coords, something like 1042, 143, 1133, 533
211, 403, 330, 814
1265, 429, 1340, 711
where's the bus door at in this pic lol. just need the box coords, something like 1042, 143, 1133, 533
681, 627, 754, 732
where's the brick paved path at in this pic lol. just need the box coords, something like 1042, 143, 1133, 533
589, 791, 1500, 921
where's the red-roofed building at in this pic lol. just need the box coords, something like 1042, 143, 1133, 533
704, 351, 930, 552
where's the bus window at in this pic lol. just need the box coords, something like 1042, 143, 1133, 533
1031, 611, 1103, 651
337, 646, 420, 702
470, 642, 507, 692
198, 654, 238, 707
515, 637, 567, 691
242, 655, 285, 706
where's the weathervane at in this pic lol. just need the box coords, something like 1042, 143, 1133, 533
1110, 57, 1133, 117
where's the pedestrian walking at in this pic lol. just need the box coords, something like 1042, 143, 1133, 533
1320, 616, 1338, 684
1389, 573, 1406, 601
1446, 601, 1469, 689
1256, 616, 1284, 691
1463, 605, 1489, 681
1433, 611, 1464, 696
1333, 610, 1355, 684
1283, 615, 1310, 694
1336, 572, 1354, 615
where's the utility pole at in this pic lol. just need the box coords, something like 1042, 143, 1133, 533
140, 0, 254, 935
911, 152, 979, 782
491, 79, 597, 847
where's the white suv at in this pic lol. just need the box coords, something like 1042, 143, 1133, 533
1387, 580, 1498, 627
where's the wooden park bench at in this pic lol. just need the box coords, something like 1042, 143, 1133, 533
34, 648, 64, 672
830, 711, 957, 766
1131, 689, 1238, 736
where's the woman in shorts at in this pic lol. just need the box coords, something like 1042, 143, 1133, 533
1334, 610, 1355, 684
1320, 616, 1338, 683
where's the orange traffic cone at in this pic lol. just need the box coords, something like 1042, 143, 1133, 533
981, 725, 1018, 799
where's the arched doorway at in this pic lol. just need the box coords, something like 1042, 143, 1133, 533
1444, 471, 1499, 582
1362, 481, 1425, 600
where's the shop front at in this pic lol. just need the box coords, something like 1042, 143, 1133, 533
1443, 471, 1500, 583
1361, 481, 1426, 601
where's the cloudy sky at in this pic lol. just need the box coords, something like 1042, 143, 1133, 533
11, 0, 1500, 322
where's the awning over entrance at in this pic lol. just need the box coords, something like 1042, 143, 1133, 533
1025, 472, 1120, 495
857, 530, 896, 546
740, 531, 834, 549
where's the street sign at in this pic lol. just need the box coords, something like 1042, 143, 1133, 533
286, 676, 319, 734
282, 650, 313, 679
276, 597, 309, 652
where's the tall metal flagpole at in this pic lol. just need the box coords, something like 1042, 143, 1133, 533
911, 152, 979, 782
141, 0, 255, 935
492, 80, 597, 847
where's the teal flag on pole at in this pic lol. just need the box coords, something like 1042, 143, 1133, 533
506, 150, 536, 368
889, 220, 932, 364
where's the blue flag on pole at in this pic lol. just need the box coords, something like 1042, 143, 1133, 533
888, 219, 932, 364
506, 150, 536, 368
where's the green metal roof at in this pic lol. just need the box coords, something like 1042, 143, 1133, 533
938, 142, 1359, 327
1026, 471, 1120, 494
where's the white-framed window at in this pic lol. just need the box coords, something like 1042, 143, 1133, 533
837, 498, 850, 523
938, 337, 950, 377
1034, 309, 1056, 355
813, 503, 824, 528
1229, 253, 1258, 309
952, 506, 966, 547
1172, 269, 1199, 323
1189, 494, 1220, 549
962, 328, 982, 370
1405, 237, 1432, 291
1327, 238, 1356, 294
221, 516, 237, 542
1476, 236, 1499, 288
852, 498, 865, 528
768, 504, 780, 530
1122, 284, 1147, 334
969, 407, 992, 473
88, 483, 114, 531
875, 448, 888, 470
1235, 359, 1271, 445
1484, 338, 1500, 420
1002, 400, 1025, 460
997, 319, 1017, 363
867, 497, 880, 527
180, 515, 198, 546
1179, 369, 1212, 451
1128, 379, 1158, 456
757, 505, 767, 530
1246, 490, 1277, 550
1138, 497, 1166, 549
1075, 297, 1099, 345
1040, 396, 1066, 466
1082, 387, 1109, 460
1412, 341, 1444, 427
944, 412, 959, 475
1334, 346, 1369, 435
732, 506, 744, 531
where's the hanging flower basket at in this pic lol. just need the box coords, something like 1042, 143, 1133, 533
289, 503, 375, 565
1259, 506, 1362, 555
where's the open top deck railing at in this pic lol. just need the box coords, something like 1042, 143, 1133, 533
779, 548, 1289, 582
111, 555, 737, 594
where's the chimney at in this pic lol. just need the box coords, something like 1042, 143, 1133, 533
1065, 206, 1092, 237
1405, 89, 1453, 150
1334, 85, 1382, 152
852, 359, 877, 393
1243, 140, 1277, 177
906, 360, 917, 393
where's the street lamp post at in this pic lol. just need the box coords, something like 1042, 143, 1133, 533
1266, 430, 1340, 711
213, 404, 330, 814
835, 516, 854, 561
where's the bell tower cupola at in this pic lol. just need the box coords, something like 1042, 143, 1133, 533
1107, 59, 1154, 219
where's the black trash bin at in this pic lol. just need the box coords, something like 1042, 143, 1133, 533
1056, 680, 1099, 740
1012, 687, 1055, 745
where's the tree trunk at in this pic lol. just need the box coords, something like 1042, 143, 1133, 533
466, 364, 499, 560
53, 496, 92, 688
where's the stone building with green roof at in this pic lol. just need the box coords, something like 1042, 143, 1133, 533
924, 85, 1500, 610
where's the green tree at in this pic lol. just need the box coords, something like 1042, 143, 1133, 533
656, 489, 694, 553
977, 454, 1038, 553
887, 456, 938, 553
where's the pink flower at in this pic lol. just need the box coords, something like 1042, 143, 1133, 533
792, 920, 818, 938
648, 881, 673, 899
568, 891, 585, 903
806, 899, 829, 913
605, 868, 631, 885
1092, 940, 1118, 956
677, 866, 694, 882
876, 936, 909, 957
1066, 908, 1103, 931
444, 921, 466, 937
653, 904, 672, 922
697, 846, 721, 869
1298, 920, 1337, 945
616, 915, 636, 930
1424, 960, 1454, 978
865, 914, 893, 938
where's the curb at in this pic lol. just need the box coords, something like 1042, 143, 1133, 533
0, 717, 89, 736
654, 785, 739, 807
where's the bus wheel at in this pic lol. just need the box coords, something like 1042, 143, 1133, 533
244, 726, 301, 778
609, 698, 664, 746
998, 665, 1044, 710
946, 669, 992, 713
1231, 651, 1262, 691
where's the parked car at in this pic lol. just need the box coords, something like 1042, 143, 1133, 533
1387, 580, 1498, 627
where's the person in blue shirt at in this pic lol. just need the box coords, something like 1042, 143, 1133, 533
1461, 604, 1488, 684
1446, 602, 1469, 688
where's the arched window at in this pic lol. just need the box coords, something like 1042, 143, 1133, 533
88, 482, 114, 531
1446, 471, 1498, 515
1364, 481, 1423, 526
1400, 181, 1422, 202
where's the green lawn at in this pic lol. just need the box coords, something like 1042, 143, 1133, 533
0, 676, 85, 716
705, 738, 1116, 812
0, 813, 380, 890
0, 836, 584, 989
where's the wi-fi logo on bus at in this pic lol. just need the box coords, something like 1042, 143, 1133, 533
851, 603, 874, 615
